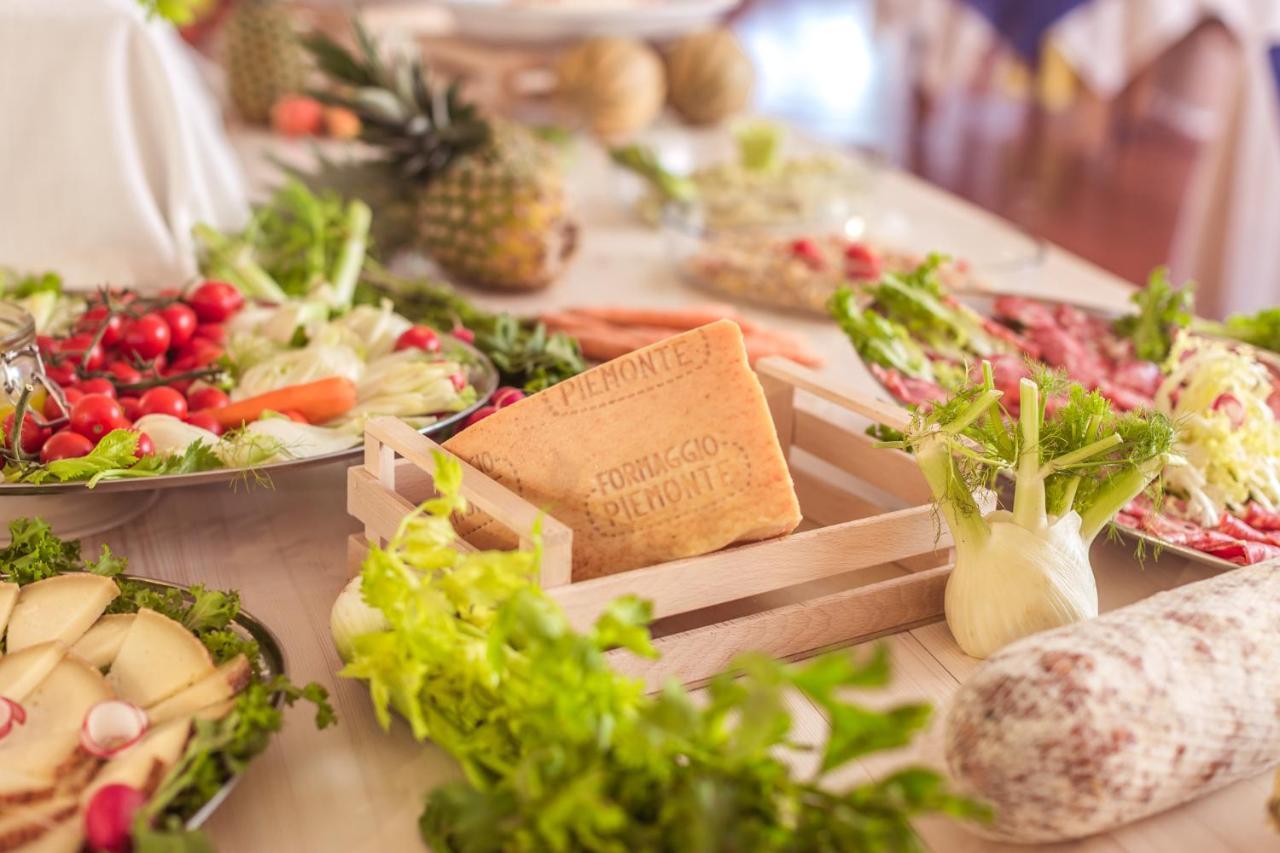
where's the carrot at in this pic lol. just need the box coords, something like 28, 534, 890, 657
209, 377, 357, 429
567, 304, 762, 333
743, 334, 824, 368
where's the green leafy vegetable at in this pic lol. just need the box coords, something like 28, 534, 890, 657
830, 285, 935, 380
0, 517, 123, 585
1113, 267, 1193, 362
864, 254, 1001, 359
135, 0, 210, 24
0, 268, 62, 298
337, 453, 986, 850
609, 144, 698, 203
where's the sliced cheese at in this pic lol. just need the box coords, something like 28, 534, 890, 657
0, 658, 112, 804
5, 576, 119, 653
444, 319, 802, 579
0, 584, 18, 639
146, 655, 250, 726
69, 614, 135, 669
0, 642, 67, 703
0, 797, 77, 853
106, 609, 213, 707
82, 718, 191, 802
9, 815, 81, 853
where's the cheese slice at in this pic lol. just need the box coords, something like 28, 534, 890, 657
0, 797, 78, 853
82, 718, 191, 803
5, 576, 119, 653
106, 609, 214, 707
0, 584, 18, 639
69, 614, 135, 669
146, 655, 250, 726
0, 657, 113, 804
444, 320, 802, 579
0, 642, 67, 703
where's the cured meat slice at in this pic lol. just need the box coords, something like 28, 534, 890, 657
868, 364, 946, 408
992, 295, 1057, 330
1243, 502, 1280, 531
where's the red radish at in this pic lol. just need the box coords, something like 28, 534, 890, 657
40, 431, 93, 462
492, 387, 525, 408
464, 406, 498, 427
271, 95, 325, 137
187, 386, 229, 411
843, 242, 882, 279
0, 696, 25, 740
448, 371, 468, 392
788, 238, 825, 270
120, 314, 171, 360
452, 327, 475, 344
133, 432, 156, 457
1213, 393, 1245, 428
80, 700, 148, 759
185, 281, 243, 323
185, 411, 224, 436
3, 412, 48, 455
79, 378, 117, 399
159, 303, 197, 349
395, 326, 441, 353
85, 783, 146, 853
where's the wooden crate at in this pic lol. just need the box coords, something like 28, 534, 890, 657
347, 358, 975, 689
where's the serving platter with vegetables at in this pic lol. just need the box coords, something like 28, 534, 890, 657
834, 258, 1280, 570
0, 517, 332, 852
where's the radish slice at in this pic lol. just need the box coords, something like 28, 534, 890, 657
85, 783, 146, 853
80, 700, 149, 758
5, 697, 26, 726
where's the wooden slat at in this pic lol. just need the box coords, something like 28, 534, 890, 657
758, 368, 796, 453
756, 357, 911, 431
607, 565, 950, 691
347, 468, 416, 546
550, 503, 950, 631
793, 409, 934, 506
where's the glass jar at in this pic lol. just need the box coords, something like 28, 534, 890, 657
1, 301, 40, 408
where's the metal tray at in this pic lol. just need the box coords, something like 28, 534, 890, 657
0, 335, 498, 496
111, 575, 288, 829
862, 291, 1241, 572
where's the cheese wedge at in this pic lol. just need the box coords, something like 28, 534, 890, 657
0, 797, 77, 853
0, 642, 67, 703
82, 718, 191, 802
0, 584, 18, 639
5, 576, 119, 653
0, 658, 112, 804
9, 815, 81, 853
444, 320, 802, 579
146, 655, 250, 726
69, 614, 135, 669
106, 609, 214, 707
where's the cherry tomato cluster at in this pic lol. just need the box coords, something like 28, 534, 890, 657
6, 282, 246, 464
787, 238, 883, 280
463, 385, 525, 428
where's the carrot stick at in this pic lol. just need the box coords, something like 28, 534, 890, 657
210, 377, 358, 428
566, 305, 762, 333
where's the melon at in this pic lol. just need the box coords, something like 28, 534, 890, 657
0, 583, 17, 639
106, 610, 214, 707
4, 576, 119, 653
557, 37, 665, 138
0, 642, 67, 703
666, 30, 754, 126
147, 655, 250, 726
69, 615, 135, 670
0, 658, 113, 804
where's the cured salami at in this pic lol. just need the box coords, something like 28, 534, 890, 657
945, 564, 1280, 842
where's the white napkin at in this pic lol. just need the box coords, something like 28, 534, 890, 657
0, 0, 249, 292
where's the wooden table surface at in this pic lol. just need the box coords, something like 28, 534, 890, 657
58, 131, 1279, 851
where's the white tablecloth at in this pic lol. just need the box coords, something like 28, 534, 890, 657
0, 0, 248, 291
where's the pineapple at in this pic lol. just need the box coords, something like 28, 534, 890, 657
303, 23, 578, 291
224, 0, 306, 125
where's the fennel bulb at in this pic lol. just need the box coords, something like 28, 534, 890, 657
890, 369, 1175, 659
233, 344, 363, 400
330, 575, 389, 663
132, 414, 221, 455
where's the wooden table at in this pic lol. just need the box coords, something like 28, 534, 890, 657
76, 131, 1276, 852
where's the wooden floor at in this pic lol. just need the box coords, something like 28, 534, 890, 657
732, 0, 1213, 290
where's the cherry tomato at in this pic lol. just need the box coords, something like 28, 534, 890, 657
78, 378, 116, 399
132, 432, 155, 457
193, 323, 226, 345
120, 314, 171, 360
43, 387, 83, 421
157, 287, 182, 298
70, 394, 127, 441
843, 242, 881, 279
452, 327, 475, 344
106, 362, 142, 386
186, 281, 244, 323
137, 387, 187, 420
40, 430, 93, 463
75, 307, 124, 346
166, 378, 193, 396
492, 387, 525, 408
395, 326, 441, 353
3, 412, 47, 455
159, 303, 197, 349
463, 406, 497, 428
187, 386, 230, 411
35, 335, 57, 355
43, 363, 76, 386
117, 396, 142, 422
59, 334, 105, 371
185, 411, 224, 436
788, 238, 825, 270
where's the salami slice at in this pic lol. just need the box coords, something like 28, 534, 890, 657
945, 564, 1280, 842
